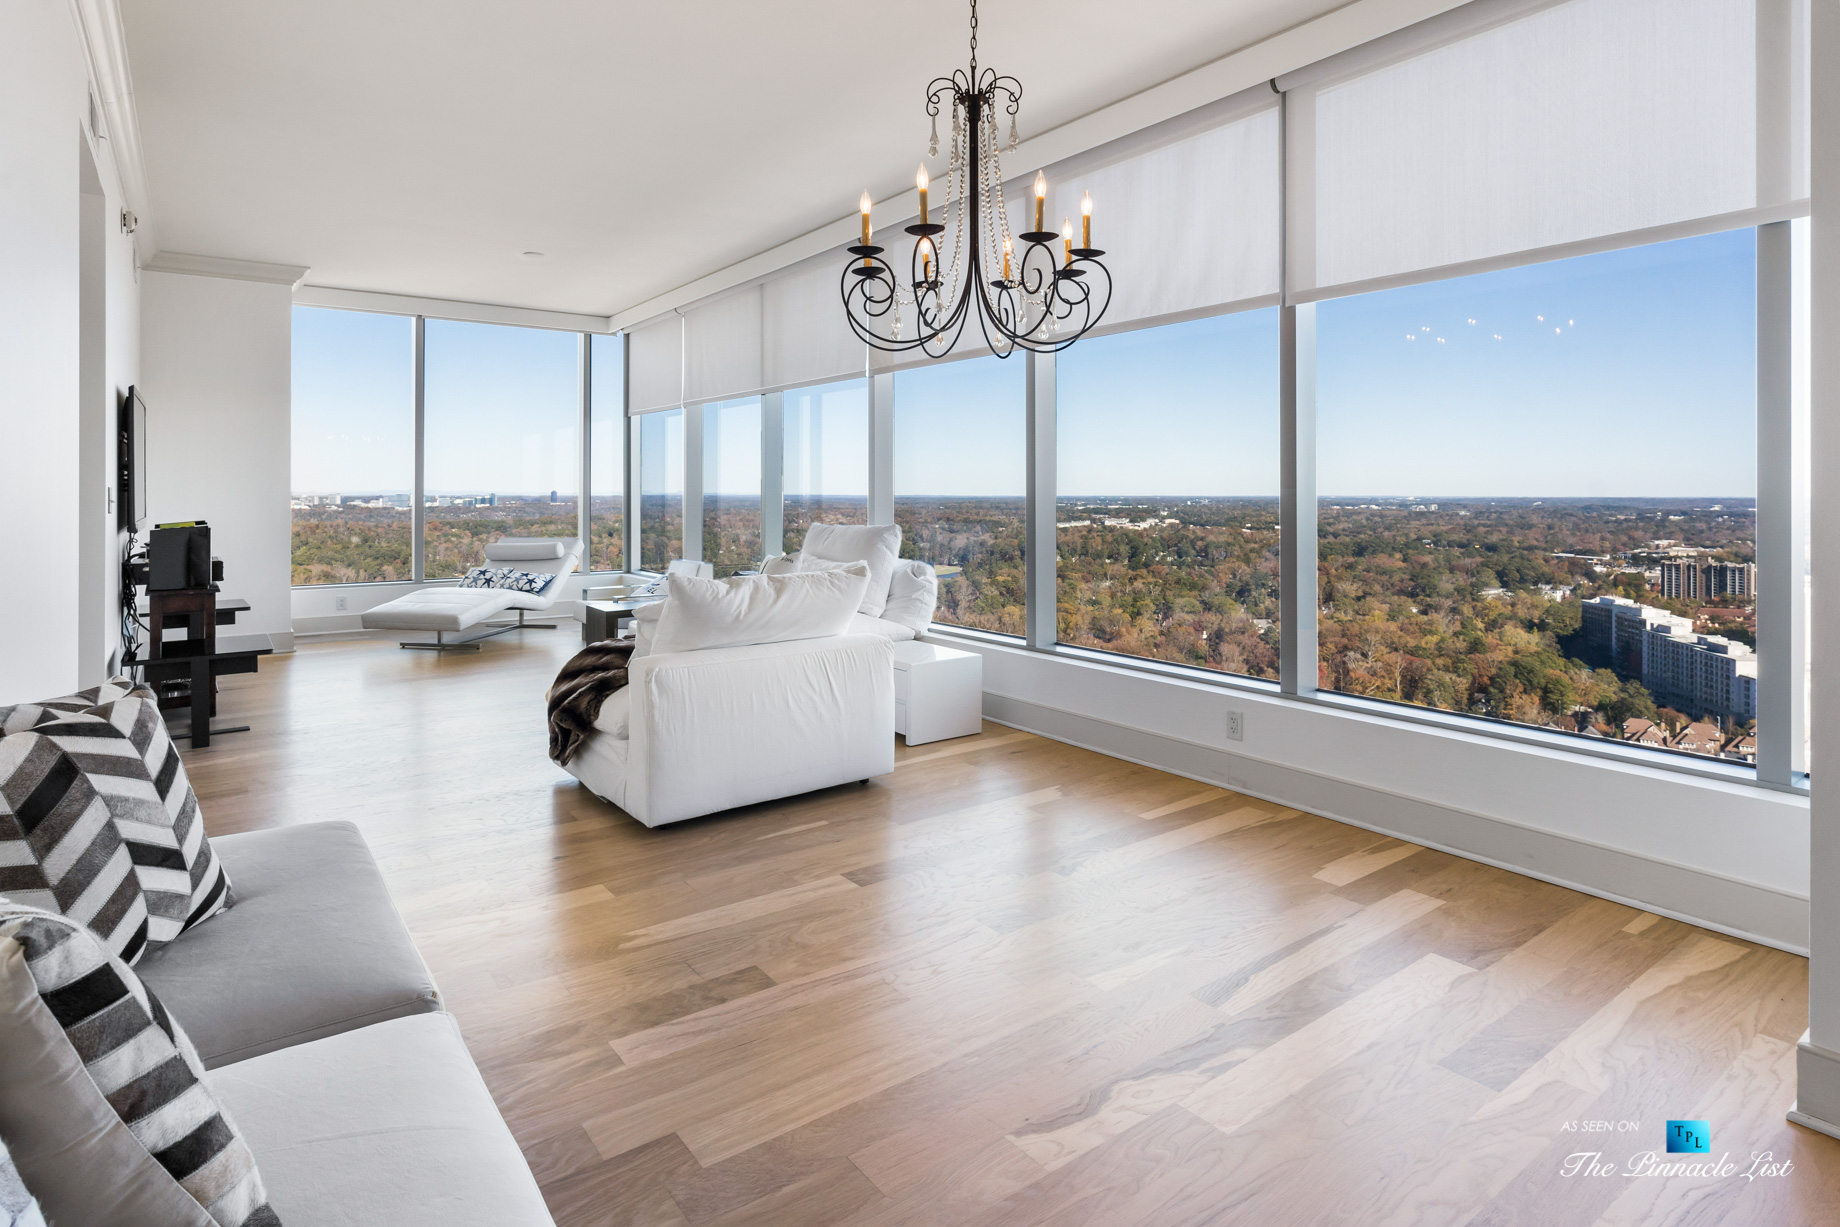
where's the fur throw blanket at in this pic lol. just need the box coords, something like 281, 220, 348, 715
547, 640, 636, 766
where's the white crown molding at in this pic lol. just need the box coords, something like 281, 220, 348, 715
143, 251, 312, 287
607, 0, 1469, 332
292, 284, 613, 334
68, 0, 154, 252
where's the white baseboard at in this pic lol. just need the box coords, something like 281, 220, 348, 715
982, 692, 1810, 955
1791, 1035, 1840, 1137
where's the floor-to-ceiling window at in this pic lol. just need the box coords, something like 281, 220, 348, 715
639, 409, 684, 570
782, 379, 868, 552
703, 396, 762, 575
289, 307, 414, 584
1315, 229, 1757, 759
422, 320, 579, 579
893, 355, 1026, 634
588, 333, 625, 573
1056, 311, 1281, 677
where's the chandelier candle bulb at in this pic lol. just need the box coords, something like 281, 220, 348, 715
917, 165, 930, 225
1062, 219, 1072, 265
1081, 191, 1092, 248
1003, 235, 1012, 282
860, 191, 872, 246
1034, 171, 1046, 232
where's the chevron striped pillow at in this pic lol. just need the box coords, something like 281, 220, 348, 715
0, 683, 233, 960
0, 730, 151, 963
0, 677, 138, 735
74, 694, 233, 943
0, 904, 278, 1226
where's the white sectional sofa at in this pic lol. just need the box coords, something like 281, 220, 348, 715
564, 633, 896, 826
564, 529, 937, 827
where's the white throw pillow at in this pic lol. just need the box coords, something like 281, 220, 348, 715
800, 523, 902, 617
630, 600, 665, 659
650, 566, 869, 655
759, 553, 798, 576
880, 559, 938, 634
483, 538, 565, 561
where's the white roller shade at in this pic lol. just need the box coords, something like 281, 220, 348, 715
762, 250, 866, 390
628, 315, 683, 414
684, 286, 763, 404
1048, 103, 1281, 329
1292, 0, 1806, 298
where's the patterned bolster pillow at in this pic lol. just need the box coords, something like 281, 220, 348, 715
0, 681, 233, 964
0, 904, 280, 1226
458, 566, 554, 594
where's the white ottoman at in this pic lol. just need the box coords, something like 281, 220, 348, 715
892, 641, 983, 745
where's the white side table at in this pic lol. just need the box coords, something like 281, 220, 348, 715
891, 641, 983, 746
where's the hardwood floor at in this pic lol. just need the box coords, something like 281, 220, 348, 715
183, 631, 1838, 1226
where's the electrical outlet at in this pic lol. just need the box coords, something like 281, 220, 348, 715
1226, 710, 1244, 742
334, 595, 348, 612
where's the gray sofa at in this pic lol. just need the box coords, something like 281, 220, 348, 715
136, 820, 554, 1226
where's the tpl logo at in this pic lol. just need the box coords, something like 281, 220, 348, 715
1666, 1120, 1710, 1154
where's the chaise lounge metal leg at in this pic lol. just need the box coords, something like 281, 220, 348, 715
400, 629, 486, 651
479, 609, 561, 631
400, 610, 561, 649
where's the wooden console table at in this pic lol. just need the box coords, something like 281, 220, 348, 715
139, 633, 273, 747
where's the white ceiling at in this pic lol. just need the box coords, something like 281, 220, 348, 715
120, 0, 1342, 317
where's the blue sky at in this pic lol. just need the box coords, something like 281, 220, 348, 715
1315, 227, 1757, 499
295, 227, 1760, 501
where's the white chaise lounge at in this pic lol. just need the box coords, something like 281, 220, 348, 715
362, 536, 582, 650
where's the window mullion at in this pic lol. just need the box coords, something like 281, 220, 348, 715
1279, 303, 1318, 696
411, 315, 426, 583
1025, 349, 1057, 650
1756, 220, 1797, 784
623, 334, 639, 573
761, 391, 784, 557
577, 333, 592, 570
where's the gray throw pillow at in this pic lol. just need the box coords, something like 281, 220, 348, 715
0, 904, 278, 1226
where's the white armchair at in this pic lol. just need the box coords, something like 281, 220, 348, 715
562, 634, 895, 826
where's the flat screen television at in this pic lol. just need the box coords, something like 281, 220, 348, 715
119, 385, 147, 531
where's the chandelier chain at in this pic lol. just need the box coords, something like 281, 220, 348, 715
968, 0, 977, 76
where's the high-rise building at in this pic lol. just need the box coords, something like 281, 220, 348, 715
1579, 595, 1692, 676
1710, 561, 1755, 598
1659, 558, 1755, 600
1643, 624, 1757, 723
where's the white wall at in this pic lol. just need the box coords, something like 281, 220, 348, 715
139, 272, 293, 650
0, 0, 141, 704
927, 633, 1811, 951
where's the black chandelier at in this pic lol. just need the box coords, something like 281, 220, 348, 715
841, 0, 1111, 359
